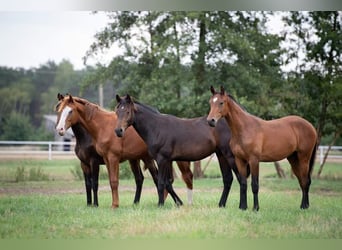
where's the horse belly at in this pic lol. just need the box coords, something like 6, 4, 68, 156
260, 135, 296, 162
169, 139, 215, 161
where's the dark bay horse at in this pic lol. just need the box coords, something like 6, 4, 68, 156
55, 94, 193, 208
115, 94, 242, 207
70, 122, 104, 206
207, 86, 317, 210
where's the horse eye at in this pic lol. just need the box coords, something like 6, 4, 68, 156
219, 102, 224, 106
69, 110, 73, 115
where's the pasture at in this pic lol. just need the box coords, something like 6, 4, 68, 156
0, 158, 341, 239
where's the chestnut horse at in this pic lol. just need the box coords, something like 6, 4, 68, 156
56, 94, 153, 206
207, 86, 317, 210
55, 94, 193, 208
114, 94, 242, 207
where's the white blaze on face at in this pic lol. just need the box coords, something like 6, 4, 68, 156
213, 97, 218, 103
56, 106, 72, 135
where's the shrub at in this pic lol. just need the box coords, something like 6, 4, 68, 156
15, 166, 26, 182
70, 162, 133, 181
28, 167, 49, 181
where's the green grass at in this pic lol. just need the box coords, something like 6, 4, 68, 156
0, 159, 341, 239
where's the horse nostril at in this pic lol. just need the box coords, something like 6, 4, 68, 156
115, 128, 123, 137
208, 118, 216, 127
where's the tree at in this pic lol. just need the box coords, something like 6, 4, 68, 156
84, 11, 286, 178
0, 112, 34, 141
283, 11, 342, 173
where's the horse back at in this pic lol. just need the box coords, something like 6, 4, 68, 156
258, 115, 317, 161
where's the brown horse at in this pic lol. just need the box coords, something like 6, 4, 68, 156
207, 86, 317, 210
55, 94, 193, 208
56, 93, 147, 207
115, 94, 243, 207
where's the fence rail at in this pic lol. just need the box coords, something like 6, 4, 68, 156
0, 141, 341, 163
0, 140, 76, 160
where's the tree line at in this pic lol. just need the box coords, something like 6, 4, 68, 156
0, 11, 341, 150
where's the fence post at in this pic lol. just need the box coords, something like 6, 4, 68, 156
48, 142, 52, 160
319, 146, 323, 165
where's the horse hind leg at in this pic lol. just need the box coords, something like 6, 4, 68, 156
287, 152, 311, 209
176, 161, 193, 205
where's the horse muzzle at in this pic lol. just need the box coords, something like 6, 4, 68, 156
207, 118, 217, 127
56, 127, 65, 136
115, 127, 125, 137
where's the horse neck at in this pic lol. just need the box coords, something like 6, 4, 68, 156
224, 97, 251, 136
73, 102, 105, 140
132, 103, 158, 142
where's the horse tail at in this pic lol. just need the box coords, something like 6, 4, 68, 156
309, 142, 317, 176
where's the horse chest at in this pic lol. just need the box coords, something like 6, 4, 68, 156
230, 136, 254, 160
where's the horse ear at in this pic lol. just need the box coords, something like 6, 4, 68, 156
210, 86, 216, 95
126, 94, 132, 103
220, 86, 225, 95
116, 94, 121, 103
57, 93, 64, 100
68, 94, 74, 103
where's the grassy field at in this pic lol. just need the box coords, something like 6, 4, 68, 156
0, 158, 341, 239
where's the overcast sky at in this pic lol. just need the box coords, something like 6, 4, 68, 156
0, 11, 114, 70
0, 11, 288, 71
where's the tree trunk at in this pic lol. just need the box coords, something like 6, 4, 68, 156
193, 161, 203, 179
274, 161, 286, 178
317, 129, 341, 177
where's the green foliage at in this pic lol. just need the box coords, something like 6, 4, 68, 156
0, 11, 341, 148
70, 161, 133, 181
28, 167, 49, 181
14, 166, 49, 182
0, 112, 34, 140
14, 166, 25, 182
70, 164, 84, 180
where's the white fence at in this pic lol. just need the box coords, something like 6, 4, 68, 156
0, 140, 76, 160
0, 141, 341, 163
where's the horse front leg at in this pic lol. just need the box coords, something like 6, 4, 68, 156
216, 152, 233, 207
105, 157, 120, 208
250, 159, 260, 211
235, 158, 248, 210
128, 159, 144, 204
91, 161, 100, 207
157, 158, 183, 207
81, 162, 92, 206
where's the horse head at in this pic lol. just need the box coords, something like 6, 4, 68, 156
207, 86, 229, 127
114, 94, 135, 137
55, 93, 78, 136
